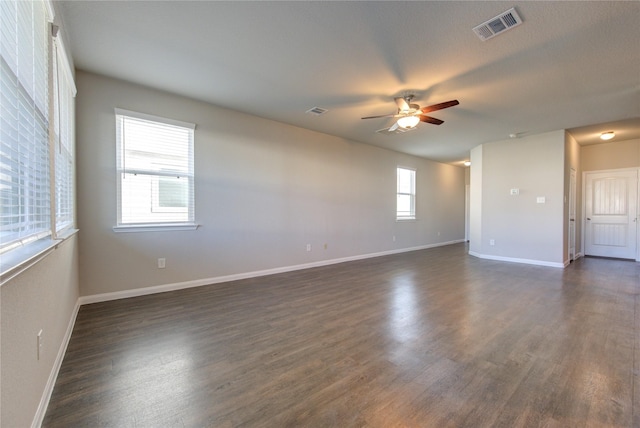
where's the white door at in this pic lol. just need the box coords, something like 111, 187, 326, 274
584, 170, 638, 259
568, 168, 576, 261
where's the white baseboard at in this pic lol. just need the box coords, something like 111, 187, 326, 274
468, 250, 565, 268
79, 240, 465, 305
32, 299, 81, 428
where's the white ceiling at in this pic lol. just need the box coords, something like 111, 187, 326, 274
57, 1, 640, 165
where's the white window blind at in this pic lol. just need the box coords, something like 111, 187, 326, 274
115, 109, 195, 227
0, 0, 52, 252
51, 33, 76, 234
397, 167, 416, 220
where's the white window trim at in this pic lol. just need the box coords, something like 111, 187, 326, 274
114, 108, 196, 131
51, 28, 77, 238
0, 228, 78, 286
112, 224, 199, 233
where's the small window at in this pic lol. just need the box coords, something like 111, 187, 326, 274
397, 167, 416, 220
115, 109, 195, 228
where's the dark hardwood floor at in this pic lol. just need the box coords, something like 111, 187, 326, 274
43, 244, 640, 427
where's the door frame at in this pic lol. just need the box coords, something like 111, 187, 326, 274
465, 184, 470, 242
568, 168, 576, 262
582, 167, 640, 261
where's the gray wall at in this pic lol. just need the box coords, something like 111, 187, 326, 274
1, 236, 80, 427
581, 138, 640, 172
76, 71, 466, 297
470, 145, 483, 249
469, 130, 566, 265
468, 133, 640, 266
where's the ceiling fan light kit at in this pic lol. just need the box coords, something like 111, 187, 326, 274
397, 115, 420, 129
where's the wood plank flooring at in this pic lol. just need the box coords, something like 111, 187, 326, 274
43, 244, 640, 427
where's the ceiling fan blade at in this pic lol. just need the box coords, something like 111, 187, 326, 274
394, 97, 410, 112
361, 113, 397, 119
388, 121, 400, 132
421, 100, 459, 114
419, 115, 444, 125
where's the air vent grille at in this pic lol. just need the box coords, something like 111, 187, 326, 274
473, 7, 522, 41
306, 107, 328, 116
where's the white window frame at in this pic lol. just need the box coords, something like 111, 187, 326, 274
396, 166, 416, 220
114, 109, 197, 232
51, 25, 77, 236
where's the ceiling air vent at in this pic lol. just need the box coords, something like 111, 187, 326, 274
306, 107, 328, 116
473, 7, 522, 41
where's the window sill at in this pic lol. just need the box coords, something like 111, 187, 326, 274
113, 224, 200, 233
396, 218, 417, 222
0, 228, 79, 286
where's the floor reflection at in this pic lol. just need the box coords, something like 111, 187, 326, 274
108, 331, 196, 424
387, 267, 478, 365
388, 273, 420, 344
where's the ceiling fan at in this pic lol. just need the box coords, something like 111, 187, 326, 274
362, 95, 459, 132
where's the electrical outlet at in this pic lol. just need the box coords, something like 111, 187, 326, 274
306, 244, 311, 252
489, 239, 495, 246
158, 258, 166, 269
392, 235, 396, 242
37, 329, 43, 360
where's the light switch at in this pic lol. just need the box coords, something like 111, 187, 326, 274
510, 188, 519, 196
536, 196, 546, 204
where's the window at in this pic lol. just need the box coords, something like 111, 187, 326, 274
52, 26, 76, 234
1, 0, 76, 278
397, 167, 416, 220
115, 109, 195, 229
0, 0, 51, 252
